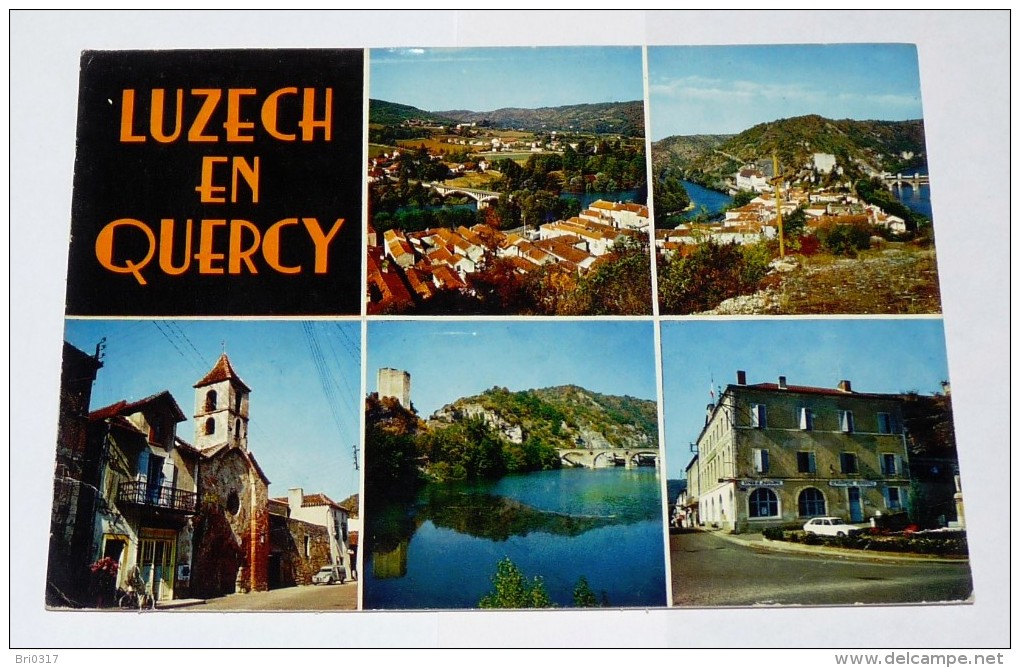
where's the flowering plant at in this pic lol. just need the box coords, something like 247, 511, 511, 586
89, 557, 120, 578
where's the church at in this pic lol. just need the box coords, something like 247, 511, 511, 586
188, 353, 271, 598
46, 345, 349, 606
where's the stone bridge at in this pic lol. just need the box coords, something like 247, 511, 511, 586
881, 172, 930, 190
558, 448, 660, 469
425, 182, 502, 208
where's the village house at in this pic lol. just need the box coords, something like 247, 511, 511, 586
47, 347, 355, 605
736, 166, 770, 193
587, 200, 650, 231
689, 370, 910, 533
267, 488, 353, 586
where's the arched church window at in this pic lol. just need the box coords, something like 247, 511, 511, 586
226, 490, 240, 515
205, 390, 217, 412
204, 417, 215, 435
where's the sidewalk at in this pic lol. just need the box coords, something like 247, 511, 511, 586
698, 527, 968, 564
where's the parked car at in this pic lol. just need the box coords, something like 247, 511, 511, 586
312, 565, 344, 585
803, 517, 862, 537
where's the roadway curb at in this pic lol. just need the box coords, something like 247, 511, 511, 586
703, 530, 969, 565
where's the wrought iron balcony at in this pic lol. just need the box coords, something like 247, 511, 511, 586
116, 481, 197, 514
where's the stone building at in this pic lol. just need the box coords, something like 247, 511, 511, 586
378, 367, 411, 409
46, 342, 104, 606
689, 370, 910, 533
46, 346, 349, 605
267, 489, 351, 587
189, 353, 271, 597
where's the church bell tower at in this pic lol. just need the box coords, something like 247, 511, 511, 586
193, 353, 251, 451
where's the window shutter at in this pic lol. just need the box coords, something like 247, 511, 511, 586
754, 449, 769, 473
840, 410, 855, 433
894, 455, 902, 476
137, 450, 150, 483
799, 407, 812, 430
752, 404, 766, 428
808, 451, 816, 474
162, 458, 177, 488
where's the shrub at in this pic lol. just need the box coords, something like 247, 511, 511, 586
762, 527, 785, 541
478, 557, 555, 609
818, 223, 873, 257
658, 240, 770, 314
572, 576, 601, 608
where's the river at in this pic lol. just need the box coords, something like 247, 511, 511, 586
679, 180, 732, 220
889, 178, 932, 219
363, 467, 667, 610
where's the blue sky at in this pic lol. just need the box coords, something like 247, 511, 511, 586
63, 319, 361, 502
660, 318, 952, 479
648, 44, 924, 139
370, 46, 644, 112
367, 320, 657, 419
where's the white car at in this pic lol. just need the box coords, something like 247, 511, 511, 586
312, 565, 344, 585
803, 517, 861, 537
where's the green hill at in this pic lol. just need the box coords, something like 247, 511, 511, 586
654, 115, 927, 188
369, 99, 456, 126
430, 384, 658, 451
434, 101, 646, 137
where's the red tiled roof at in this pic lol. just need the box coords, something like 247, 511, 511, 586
89, 390, 186, 423
742, 382, 893, 399
194, 353, 251, 392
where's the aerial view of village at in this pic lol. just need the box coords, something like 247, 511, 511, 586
662, 319, 972, 607
362, 321, 667, 609
366, 47, 652, 315
648, 44, 941, 315
47, 320, 362, 611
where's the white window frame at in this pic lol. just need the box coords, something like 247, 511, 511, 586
839, 410, 855, 433
751, 403, 767, 429
798, 407, 814, 430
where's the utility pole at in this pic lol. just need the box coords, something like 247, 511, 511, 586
771, 153, 786, 259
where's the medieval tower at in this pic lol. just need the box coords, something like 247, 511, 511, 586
193, 353, 251, 451
378, 367, 411, 408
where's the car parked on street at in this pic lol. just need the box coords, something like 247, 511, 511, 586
803, 517, 862, 537
312, 565, 344, 585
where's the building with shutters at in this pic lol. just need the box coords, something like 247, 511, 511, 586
689, 370, 910, 533
84, 389, 201, 603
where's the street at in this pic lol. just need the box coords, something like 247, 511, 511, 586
670, 530, 973, 607
179, 581, 358, 611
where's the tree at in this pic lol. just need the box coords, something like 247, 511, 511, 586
559, 236, 652, 315
730, 189, 757, 208
478, 558, 554, 609
653, 174, 691, 227
572, 576, 600, 607
658, 240, 768, 314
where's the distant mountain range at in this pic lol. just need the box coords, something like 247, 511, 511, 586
371, 99, 645, 137
653, 114, 927, 187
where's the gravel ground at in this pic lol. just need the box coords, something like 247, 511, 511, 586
699, 246, 942, 316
